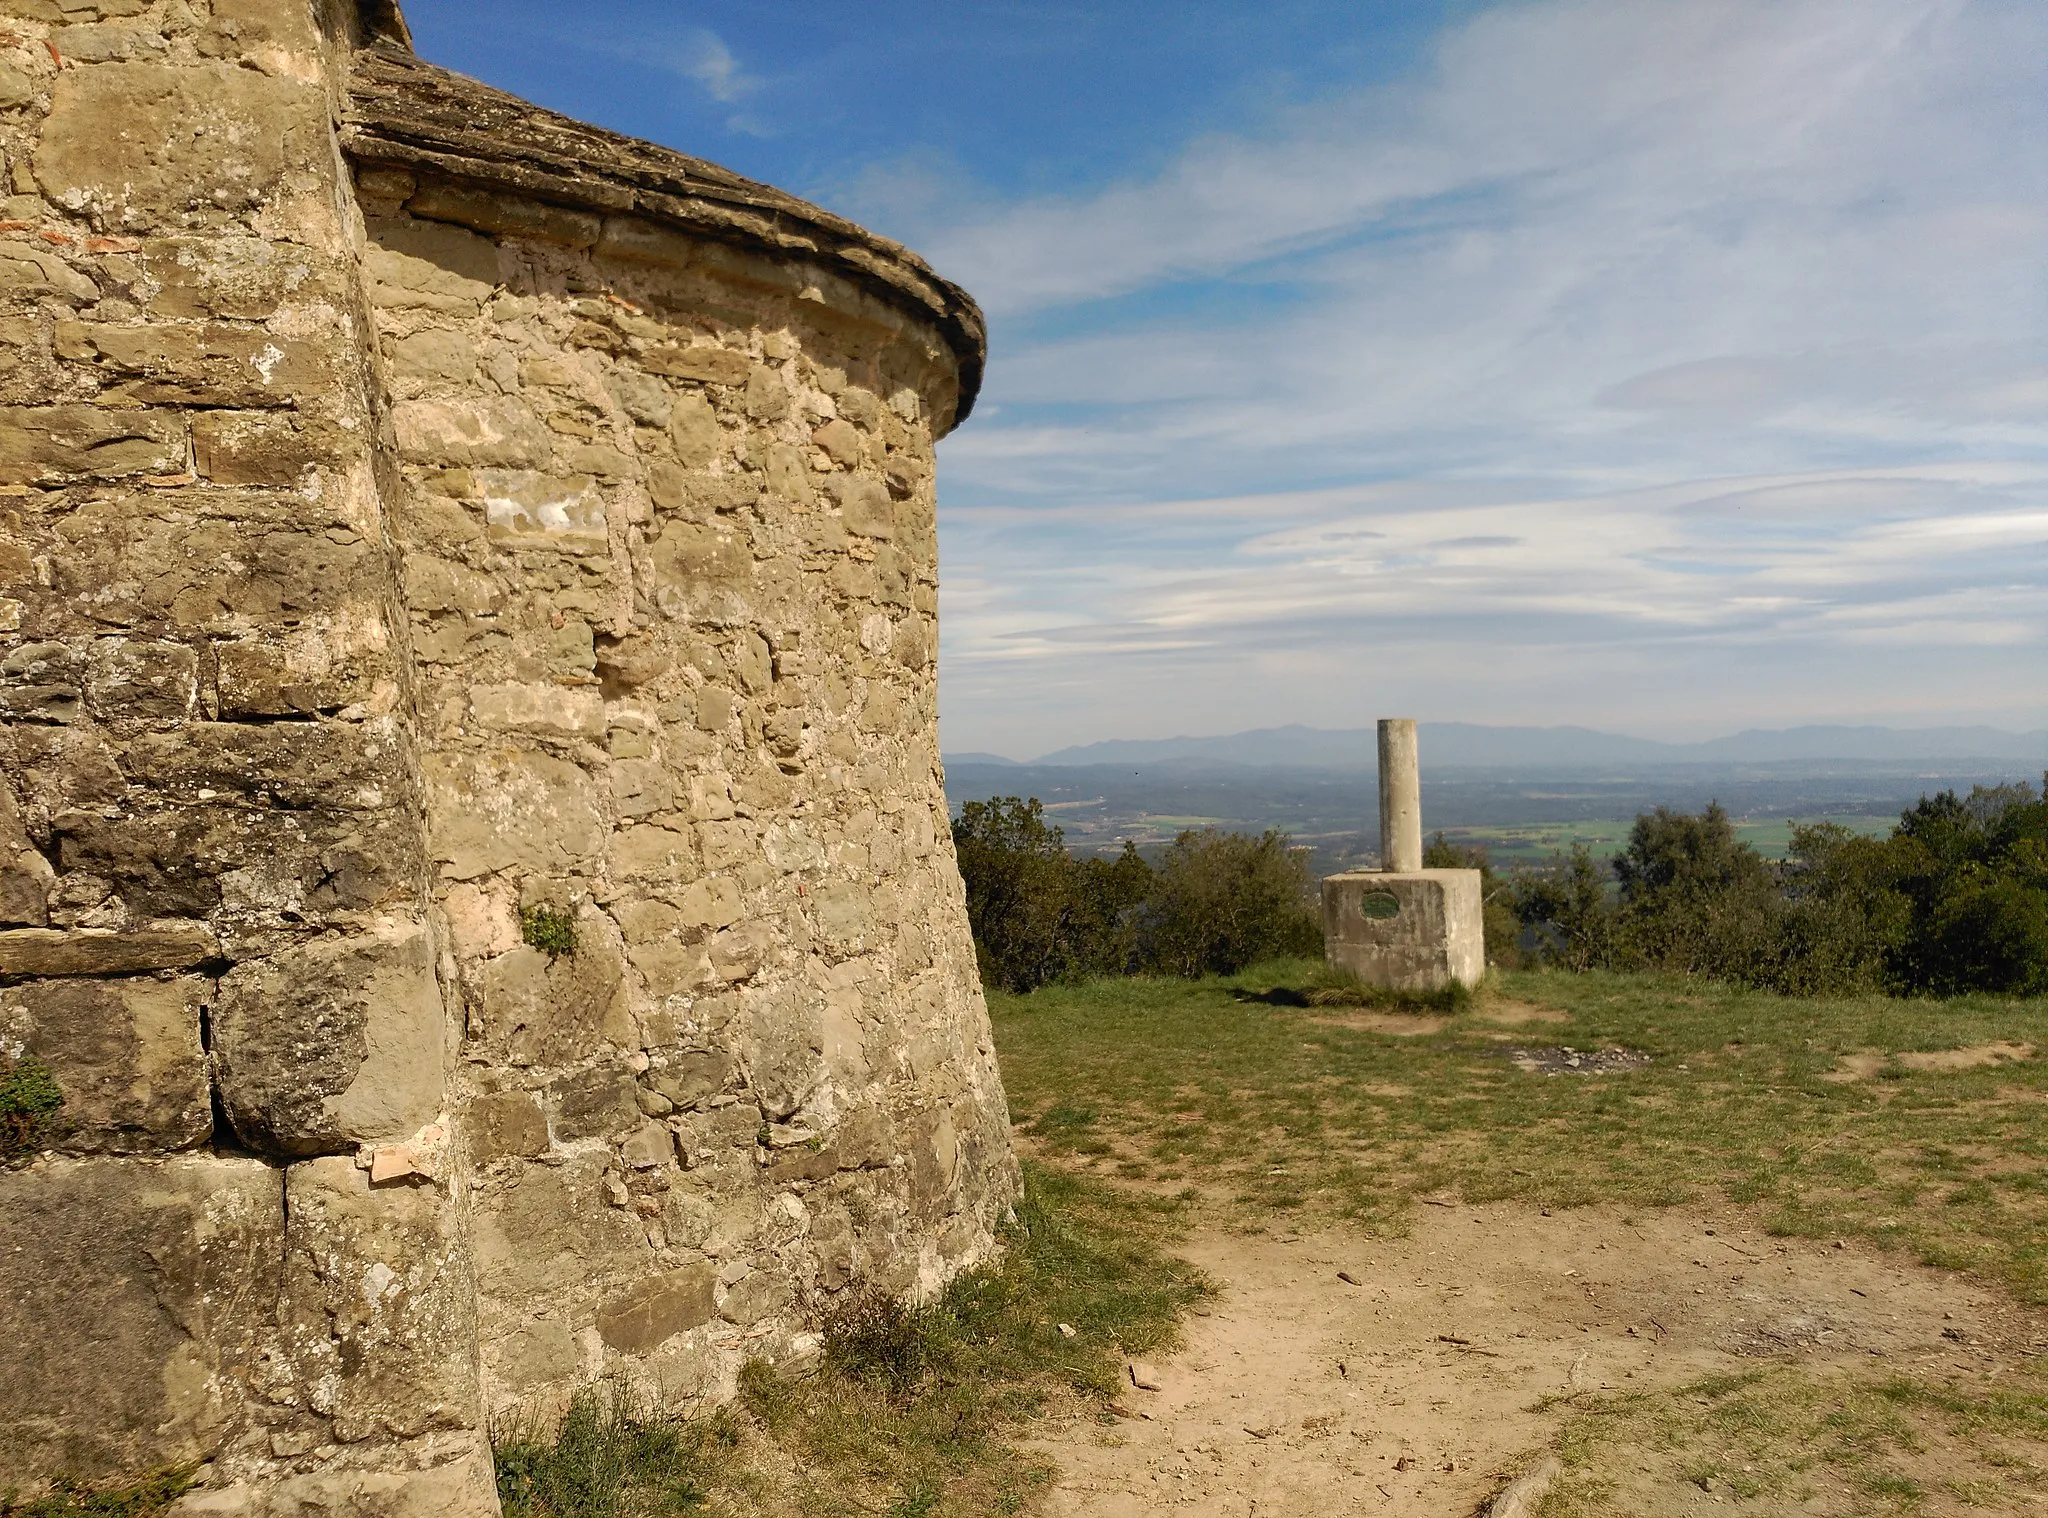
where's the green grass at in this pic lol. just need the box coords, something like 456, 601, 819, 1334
992, 961, 2048, 1300
991, 960, 2048, 1511
519, 905, 578, 957
0, 1054, 63, 1161
492, 1163, 1209, 1517
0, 1470, 195, 1517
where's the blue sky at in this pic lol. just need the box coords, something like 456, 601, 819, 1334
406, 0, 2048, 759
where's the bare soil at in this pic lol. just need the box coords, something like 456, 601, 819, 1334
1024, 1201, 2044, 1516
1825, 1042, 2035, 1082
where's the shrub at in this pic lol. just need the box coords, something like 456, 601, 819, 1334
1508, 844, 1613, 973
1138, 828, 1321, 978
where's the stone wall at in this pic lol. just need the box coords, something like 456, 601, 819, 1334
0, 4, 1014, 1512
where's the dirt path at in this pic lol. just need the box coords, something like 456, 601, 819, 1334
1025, 1202, 2041, 1515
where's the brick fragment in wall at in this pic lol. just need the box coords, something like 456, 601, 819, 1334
0, 975, 211, 1153
210, 921, 446, 1158
0, 1154, 282, 1491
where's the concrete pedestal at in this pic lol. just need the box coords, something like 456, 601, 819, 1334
1322, 869, 1485, 992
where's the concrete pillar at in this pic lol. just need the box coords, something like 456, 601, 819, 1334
1378, 718, 1423, 873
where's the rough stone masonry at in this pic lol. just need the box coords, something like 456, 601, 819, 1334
0, 2, 1017, 1511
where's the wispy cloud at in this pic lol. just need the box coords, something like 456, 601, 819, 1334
680, 28, 757, 105
918, 0, 2048, 754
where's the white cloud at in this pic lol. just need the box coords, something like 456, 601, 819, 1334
914, 0, 2048, 752
680, 28, 757, 105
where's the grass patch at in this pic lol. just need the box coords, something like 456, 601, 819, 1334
495, 1385, 736, 1517
991, 960, 2048, 1295
519, 905, 578, 957
0, 1469, 195, 1517
1544, 1361, 2048, 1514
492, 1162, 1208, 1516
0, 1053, 62, 1161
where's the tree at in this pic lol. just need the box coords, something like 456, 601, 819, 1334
951, 797, 1077, 993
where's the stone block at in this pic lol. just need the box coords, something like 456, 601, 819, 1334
469, 682, 604, 740
363, 217, 500, 313
0, 975, 210, 1153
668, 391, 720, 464
407, 179, 602, 250
211, 920, 446, 1157
608, 824, 695, 881
476, 468, 607, 553
0, 1154, 281, 1488
596, 1265, 717, 1355
140, 235, 324, 322
469, 1152, 648, 1299
463, 1090, 548, 1163
58, 321, 328, 407
0, 241, 99, 303
394, 398, 546, 468
0, 404, 185, 483
84, 637, 198, 720
51, 803, 415, 925
425, 748, 604, 879
548, 1064, 640, 1141
33, 63, 325, 228
640, 344, 749, 386
744, 985, 823, 1121
48, 490, 381, 634
0, 923, 216, 977
191, 410, 350, 484
175, 1452, 500, 1518
1321, 868, 1485, 992
474, 924, 627, 1067
830, 474, 893, 538
645, 1048, 731, 1109
278, 1157, 480, 1445
0, 0, 147, 19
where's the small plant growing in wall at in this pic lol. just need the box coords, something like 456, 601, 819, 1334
0, 1052, 63, 1161
520, 904, 577, 958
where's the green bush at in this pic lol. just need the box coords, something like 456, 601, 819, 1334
1138, 828, 1321, 978
951, 801, 1319, 989
951, 797, 1098, 992
519, 905, 577, 958
1508, 777, 2048, 999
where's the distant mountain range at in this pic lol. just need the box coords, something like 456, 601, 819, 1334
956, 723, 2048, 772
